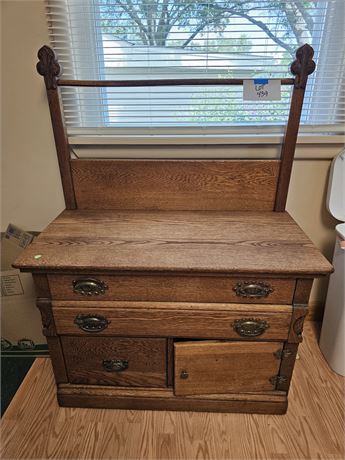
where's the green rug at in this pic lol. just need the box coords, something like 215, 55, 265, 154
1, 357, 35, 416
1, 343, 49, 416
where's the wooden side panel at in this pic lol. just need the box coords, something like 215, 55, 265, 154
53, 304, 292, 340
48, 274, 295, 305
61, 337, 167, 387
46, 336, 68, 384
31, 275, 68, 384
276, 342, 299, 392
288, 305, 308, 343
71, 159, 280, 211
293, 278, 313, 305
174, 341, 282, 396
36, 300, 56, 336
32, 273, 51, 298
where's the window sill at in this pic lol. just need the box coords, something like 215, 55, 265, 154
69, 133, 344, 146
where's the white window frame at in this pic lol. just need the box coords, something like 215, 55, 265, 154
48, 0, 345, 147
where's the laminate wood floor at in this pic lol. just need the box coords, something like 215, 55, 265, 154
1, 322, 344, 460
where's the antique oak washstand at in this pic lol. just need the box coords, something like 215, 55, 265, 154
14, 44, 332, 414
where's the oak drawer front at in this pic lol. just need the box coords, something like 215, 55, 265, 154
60, 337, 167, 387
174, 341, 283, 396
53, 304, 292, 340
48, 274, 295, 304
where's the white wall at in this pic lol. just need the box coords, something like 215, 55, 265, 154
1, 0, 65, 232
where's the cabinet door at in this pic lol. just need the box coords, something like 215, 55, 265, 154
174, 341, 282, 396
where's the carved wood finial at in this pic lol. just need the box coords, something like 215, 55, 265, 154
292, 309, 308, 342
290, 43, 316, 89
36, 45, 61, 90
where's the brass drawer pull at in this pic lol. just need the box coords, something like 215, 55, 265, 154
74, 314, 110, 332
102, 359, 128, 372
72, 278, 108, 296
233, 318, 269, 337
233, 281, 273, 298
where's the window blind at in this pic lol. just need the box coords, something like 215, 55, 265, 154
46, 0, 345, 133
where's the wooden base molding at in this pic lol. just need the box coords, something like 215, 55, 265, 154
57, 385, 288, 414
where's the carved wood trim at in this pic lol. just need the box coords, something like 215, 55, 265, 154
36, 45, 61, 90
36, 44, 311, 213
290, 44, 316, 90
35, 295, 68, 383
274, 44, 316, 212
36, 46, 76, 209
36, 299, 56, 337
288, 306, 308, 343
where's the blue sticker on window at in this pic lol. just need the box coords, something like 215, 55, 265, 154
254, 79, 269, 84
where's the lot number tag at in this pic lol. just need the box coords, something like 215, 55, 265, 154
243, 79, 281, 101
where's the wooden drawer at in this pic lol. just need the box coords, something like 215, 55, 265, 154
60, 337, 167, 387
48, 274, 295, 305
174, 341, 283, 396
53, 302, 292, 340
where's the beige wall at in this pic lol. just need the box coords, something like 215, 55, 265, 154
1, 0, 65, 232
1, 1, 343, 323
287, 160, 339, 316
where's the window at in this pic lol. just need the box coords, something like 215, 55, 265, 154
47, 0, 344, 138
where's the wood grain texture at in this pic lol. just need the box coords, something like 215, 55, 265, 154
71, 159, 280, 211
276, 342, 299, 392
288, 305, 308, 343
57, 385, 286, 401
57, 391, 286, 414
174, 341, 282, 396
32, 273, 51, 298
57, 77, 295, 87
45, 89, 76, 209
34, 293, 68, 384
13, 210, 333, 276
46, 336, 68, 384
167, 338, 174, 387
61, 337, 167, 387
1, 323, 344, 459
36, 299, 56, 337
48, 274, 295, 304
275, 45, 316, 211
293, 278, 313, 305
275, 88, 307, 212
53, 303, 292, 340
36, 46, 76, 209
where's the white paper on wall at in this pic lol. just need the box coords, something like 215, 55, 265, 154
243, 79, 281, 101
